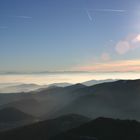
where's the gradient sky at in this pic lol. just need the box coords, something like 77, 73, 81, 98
0, 0, 140, 73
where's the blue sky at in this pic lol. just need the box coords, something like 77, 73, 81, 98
0, 0, 140, 73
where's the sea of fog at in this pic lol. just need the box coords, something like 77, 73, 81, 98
0, 72, 140, 85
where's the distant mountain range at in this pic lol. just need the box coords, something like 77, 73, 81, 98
53, 79, 140, 120
0, 115, 140, 140
0, 80, 140, 119
0, 79, 116, 93
0, 79, 140, 132
82, 79, 117, 86
0, 82, 73, 93
0, 84, 45, 93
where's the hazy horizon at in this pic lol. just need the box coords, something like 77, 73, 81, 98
1, 72, 140, 85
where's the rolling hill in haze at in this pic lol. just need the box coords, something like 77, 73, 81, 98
34, 83, 87, 119
0, 79, 140, 139
0, 97, 42, 117
0, 107, 36, 131
0, 116, 140, 140
47, 82, 72, 87
0, 83, 72, 93
0, 84, 45, 93
0, 107, 34, 123
0, 114, 90, 140
0, 79, 140, 120
51, 117, 140, 140
0, 79, 117, 93
82, 79, 117, 86
53, 79, 140, 120
0, 83, 87, 118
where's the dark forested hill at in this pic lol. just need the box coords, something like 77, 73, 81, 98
52, 117, 140, 140
54, 80, 140, 120
0, 114, 90, 140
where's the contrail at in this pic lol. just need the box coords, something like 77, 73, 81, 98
10, 15, 32, 19
86, 9, 93, 21
90, 9, 126, 13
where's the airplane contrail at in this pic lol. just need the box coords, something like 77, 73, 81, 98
86, 9, 93, 21
90, 9, 126, 13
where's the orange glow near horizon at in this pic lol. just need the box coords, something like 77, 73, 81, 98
75, 59, 140, 72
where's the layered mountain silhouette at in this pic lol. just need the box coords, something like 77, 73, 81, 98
0, 79, 140, 132
0, 84, 44, 93
51, 117, 140, 140
0, 107, 34, 123
35, 84, 87, 119
47, 82, 72, 87
0, 116, 140, 140
0, 82, 72, 93
0, 114, 90, 140
52, 79, 140, 120
0, 98, 42, 117
0, 107, 35, 131
0, 79, 117, 93
0, 80, 140, 120
82, 79, 117, 86
0, 84, 88, 130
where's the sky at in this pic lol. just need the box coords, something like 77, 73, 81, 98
0, 0, 140, 74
